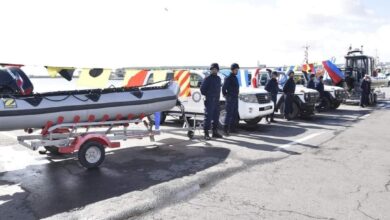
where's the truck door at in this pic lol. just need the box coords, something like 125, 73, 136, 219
184, 72, 204, 114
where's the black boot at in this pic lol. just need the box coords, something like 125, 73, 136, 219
266, 116, 271, 124
270, 114, 276, 123
212, 130, 223, 138
204, 130, 211, 140
223, 125, 230, 136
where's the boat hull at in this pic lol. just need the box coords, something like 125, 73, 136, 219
0, 82, 179, 131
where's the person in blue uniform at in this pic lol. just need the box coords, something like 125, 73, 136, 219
265, 71, 280, 123
201, 63, 223, 140
315, 76, 326, 111
360, 75, 371, 107
307, 74, 316, 89
222, 63, 240, 135
282, 70, 296, 120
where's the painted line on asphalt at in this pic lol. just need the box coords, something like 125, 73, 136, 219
359, 114, 371, 119
0, 132, 17, 140
278, 132, 325, 149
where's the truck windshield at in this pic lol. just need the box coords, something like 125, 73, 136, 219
294, 75, 306, 85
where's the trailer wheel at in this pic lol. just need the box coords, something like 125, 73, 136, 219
187, 130, 194, 139
78, 141, 105, 169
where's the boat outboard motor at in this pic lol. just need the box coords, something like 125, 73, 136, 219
0, 67, 33, 95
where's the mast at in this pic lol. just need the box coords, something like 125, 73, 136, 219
303, 43, 310, 64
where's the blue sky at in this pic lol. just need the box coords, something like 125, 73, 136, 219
0, 0, 389, 67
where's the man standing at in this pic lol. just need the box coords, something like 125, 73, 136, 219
360, 75, 371, 108
222, 63, 240, 135
283, 70, 296, 120
201, 63, 223, 140
307, 74, 316, 89
265, 71, 280, 123
315, 76, 326, 111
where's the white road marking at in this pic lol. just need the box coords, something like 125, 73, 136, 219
359, 114, 371, 119
278, 132, 325, 149
0, 132, 17, 140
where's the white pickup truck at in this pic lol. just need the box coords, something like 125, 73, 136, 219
293, 71, 347, 110
145, 70, 274, 126
256, 69, 320, 119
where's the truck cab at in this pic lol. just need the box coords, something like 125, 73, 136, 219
146, 69, 274, 126
344, 47, 386, 104
255, 69, 319, 119
294, 71, 347, 110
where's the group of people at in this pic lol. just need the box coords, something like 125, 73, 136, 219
200, 63, 240, 140
200, 63, 372, 140
200, 63, 298, 140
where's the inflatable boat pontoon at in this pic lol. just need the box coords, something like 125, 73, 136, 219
0, 67, 180, 131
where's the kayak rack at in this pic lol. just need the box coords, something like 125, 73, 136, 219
17, 116, 194, 169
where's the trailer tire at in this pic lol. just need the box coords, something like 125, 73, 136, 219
78, 141, 105, 169
187, 130, 194, 139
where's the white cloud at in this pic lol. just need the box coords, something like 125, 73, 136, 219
0, 0, 388, 68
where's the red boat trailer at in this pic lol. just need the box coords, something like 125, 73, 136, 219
17, 116, 194, 169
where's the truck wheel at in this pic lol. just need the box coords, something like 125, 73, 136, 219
78, 141, 105, 169
368, 94, 377, 106
218, 105, 227, 127
244, 117, 262, 125
323, 97, 332, 111
218, 105, 239, 128
331, 101, 341, 109
280, 102, 299, 119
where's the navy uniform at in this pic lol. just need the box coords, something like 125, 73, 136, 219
222, 63, 240, 135
360, 76, 371, 107
265, 71, 280, 123
307, 75, 316, 90
201, 63, 223, 140
283, 71, 296, 119
316, 77, 326, 110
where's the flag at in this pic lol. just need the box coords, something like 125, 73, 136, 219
46, 66, 75, 81
124, 70, 148, 87
322, 60, 344, 85
237, 69, 250, 87
302, 63, 311, 72
251, 68, 261, 88
174, 70, 191, 97
0, 63, 24, 68
153, 70, 168, 82
77, 68, 111, 88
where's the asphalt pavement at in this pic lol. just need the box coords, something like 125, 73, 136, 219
0, 89, 389, 220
